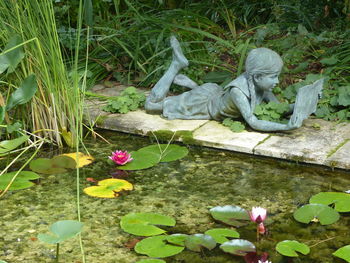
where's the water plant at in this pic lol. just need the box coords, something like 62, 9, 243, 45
38, 220, 84, 262
275, 240, 310, 257
83, 178, 133, 198
248, 207, 267, 239
333, 245, 350, 262
109, 150, 133, 165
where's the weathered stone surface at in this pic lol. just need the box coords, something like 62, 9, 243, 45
254, 119, 350, 165
325, 140, 350, 170
192, 121, 270, 154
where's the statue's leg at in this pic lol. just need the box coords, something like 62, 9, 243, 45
173, 74, 198, 89
147, 36, 189, 105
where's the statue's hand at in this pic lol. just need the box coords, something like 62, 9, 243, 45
286, 114, 303, 130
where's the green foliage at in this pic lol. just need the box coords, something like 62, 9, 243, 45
135, 260, 166, 263
333, 245, 350, 262
309, 192, 350, 212
0, 171, 40, 190
103, 87, 146, 114
204, 228, 240, 244
254, 102, 290, 122
0, 35, 24, 74
293, 204, 340, 225
184, 234, 216, 252
0, 135, 29, 155
120, 213, 176, 236
219, 239, 256, 256
276, 240, 310, 257
222, 119, 245, 133
38, 220, 84, 244
29, 156, 76, 174
209, 205, 250, 227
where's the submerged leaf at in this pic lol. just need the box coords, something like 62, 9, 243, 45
84, 179, 133, 198
135, 235, 184, 258
120, 213, 175, 236
210, 205, 250, 227
184, 234, 216, 252
276, 240, 310, 257
60, 152, 94, 168
293, 204, 340, 225
38, 220, 83, 244
29, 155, 76, 174
0, 171, 40, 190
205, 228, 240, 244
310, 192, 350, 212
220, 239, 256, 256
333, 245, 350, 262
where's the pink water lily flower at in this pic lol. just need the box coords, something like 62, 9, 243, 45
109, 150, 133, 165
258, 260, 271, 263
249, 207, 267, 223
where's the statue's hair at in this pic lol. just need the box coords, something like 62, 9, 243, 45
244, 48, 283, 111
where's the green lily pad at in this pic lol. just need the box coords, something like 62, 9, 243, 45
120, 213, 176, 236
205, 228, 240, 244
293, 204, 340, 225
210, 205, 250, 227
0, 260, 8, 263
0, 171, 40, 190
220, 239, 256, 256
0, 135, 29, 154
84, 179, 133, 198
276, 240, 310, 257
135, 235, 184, 258
135, 259, 166, 263
117, 150, 159, 170
184, 234, 216, 252
310, 192, 350, 212
38, 220, 83, 244
29, 155, 76, 174
333, 245, 350, 262
166, 234, 188, 246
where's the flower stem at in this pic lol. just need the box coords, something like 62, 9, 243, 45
56, 243, 59, 263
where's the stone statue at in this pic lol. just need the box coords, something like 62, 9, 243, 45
145, 36, 323, 132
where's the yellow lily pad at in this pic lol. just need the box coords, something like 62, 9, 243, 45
84, 179, 133, 198
60, 152, 94, 168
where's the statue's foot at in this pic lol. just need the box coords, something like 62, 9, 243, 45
170, 36, 189, 68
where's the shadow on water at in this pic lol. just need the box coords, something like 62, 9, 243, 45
0, 131, 349, 262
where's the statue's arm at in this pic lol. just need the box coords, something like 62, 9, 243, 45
229, 88, 300, 131
264, 91, 294, 114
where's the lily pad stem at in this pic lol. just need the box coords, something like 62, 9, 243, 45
56, 243, 60, 262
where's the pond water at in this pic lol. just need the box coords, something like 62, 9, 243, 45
0, 131, 349, 263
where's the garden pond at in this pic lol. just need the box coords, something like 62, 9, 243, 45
0, 131, 349, 263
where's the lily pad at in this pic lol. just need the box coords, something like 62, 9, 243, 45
135, 260, 166, 263
38, 220, 83, 244
205, 228, 240, 244
0, 135, 29, 154
29, 155, 76, 174
276, 240, 310, 257
166, 234, 188, 246
120, 213, 176, 236
210, 205, 250, 227
333, 245, 350, 262
117, 150, 159, 170
310, 192, 350, 212
184, 234, 216, 252
293, 204, 340, 225
220, 239, 256, 256
84, 179, 133, 198
135, 235, 184, 258
0, 171, 40, 190
60, 152, 94, 168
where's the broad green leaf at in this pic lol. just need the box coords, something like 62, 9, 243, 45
333, 245, 350, 262
210, 205, 250, 227
0, 171, 40, 190
184, 234, 216, 252
276, 240, 310, 257
205, 228, 240, 244
135, 260, 166, 263
0, 106, 5, 124
337, 86, 350, 107
138, 144, 189, 162
220, 239, 256, 256
84, 179, 133, 198
166, 234, 188, 246
0, 35, 24, 74
29, 155, 76, 175
310, 192, 350, 212
118, 150, 159, 170
293, 204, 340, 225
6, 74, 37, 111
320, 56, 338, 66
120, 213, 175, 236
0, 135, 29, 154
135, 235, 184, 258
38, 220, 83, 244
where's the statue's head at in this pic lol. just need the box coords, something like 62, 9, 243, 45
245, 48, 283, 75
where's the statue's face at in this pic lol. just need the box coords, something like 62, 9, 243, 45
254, 73, 280, 92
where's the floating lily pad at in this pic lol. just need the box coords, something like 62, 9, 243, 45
210, 205, 250, 227
60, 152, 94, 168
205, 228, 240, 244
118, 144, 188, 170
0, 260, 8, 263
38, 220, 83, 244
184, 234, 216, 252
333, 245, 350, 262
0, 171, 40, 190
0, 135, 29, 155
166, 234, 188, 246
135, 235, 184, 258
310, 192, 350, 212
135, 259, 166, 263
293, 204, 340, 225
84, 179, 133, 198
120, 213, 176, 236
29, 155, 76, 174
220, 239, 256, 256
276, 240, 310, 257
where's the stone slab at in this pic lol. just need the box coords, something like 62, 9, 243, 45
325, 140, 350, 169
254, 119, 350, 167
192, 121, 270, 154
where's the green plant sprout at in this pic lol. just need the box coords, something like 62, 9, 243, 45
38, 220, 84, 262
